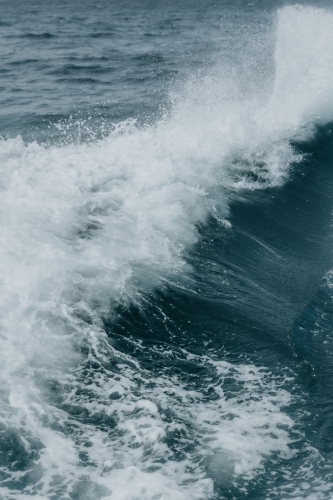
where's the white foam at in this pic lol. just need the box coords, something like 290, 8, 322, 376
1, 338, 294, 499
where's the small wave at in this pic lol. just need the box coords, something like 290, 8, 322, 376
89, 31, 115, 38
56, 77, 103, 84
9, 58, 39, 66
50, 64, 115, 76
132, 53, 166, 64
21, 32, 56, 39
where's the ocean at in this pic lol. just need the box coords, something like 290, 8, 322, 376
1, 0, 333, 498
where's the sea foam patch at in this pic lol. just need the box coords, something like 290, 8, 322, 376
1, 331, 296, 499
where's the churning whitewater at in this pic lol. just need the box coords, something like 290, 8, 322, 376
1, 3, 333, 500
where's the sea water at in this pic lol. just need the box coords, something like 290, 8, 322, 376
1, 1, 333, 499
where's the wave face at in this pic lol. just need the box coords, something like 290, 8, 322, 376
1, 2, 333, 499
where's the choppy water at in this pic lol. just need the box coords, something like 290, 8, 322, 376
1, 1, 333, 499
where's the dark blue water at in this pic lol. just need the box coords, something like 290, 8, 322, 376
1, 1, 333, 499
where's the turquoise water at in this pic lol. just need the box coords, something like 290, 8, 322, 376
1, 1, 333, 499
